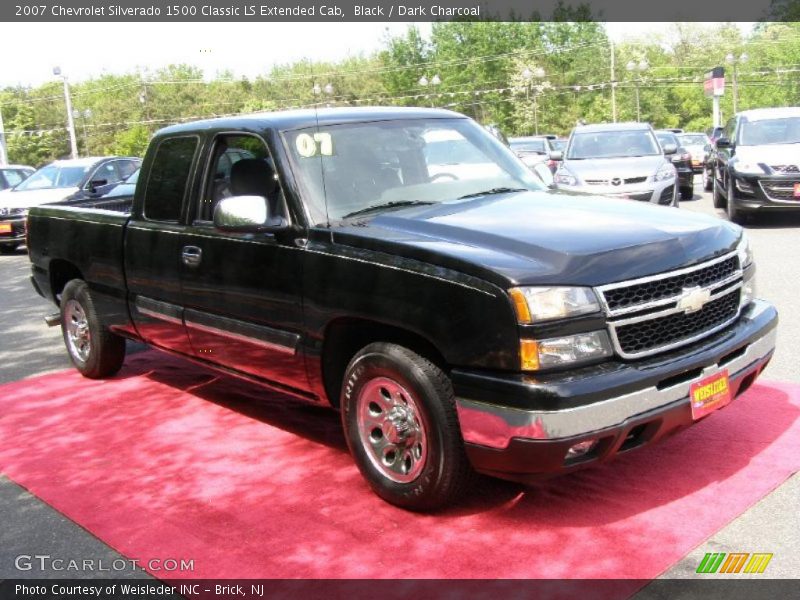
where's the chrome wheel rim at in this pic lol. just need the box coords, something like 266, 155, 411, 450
356, 376, 428, 484
64, 299, 91, 363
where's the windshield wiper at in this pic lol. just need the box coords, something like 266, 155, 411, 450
458, 187, 527, 200
341, 200, 435, 219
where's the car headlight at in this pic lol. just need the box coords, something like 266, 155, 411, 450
732, 161, 765, 175
509, 286, 601, 323
737, 234, 753, 269
520, 331, 613, 370
554, 169, 579, 186
654, 163, 676, 181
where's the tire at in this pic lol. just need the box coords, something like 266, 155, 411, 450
713, 170, 726, 209
0, 244, 18, 255
680, 186, 693, 201
726, 180, 747, 225
702, 167, 713, 191
341, 342, 473, 511
60, 279, 126, 378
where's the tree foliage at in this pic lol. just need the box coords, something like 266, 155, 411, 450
3, 21, 800, 167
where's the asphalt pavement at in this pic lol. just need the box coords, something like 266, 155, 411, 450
0, 179, 798, 584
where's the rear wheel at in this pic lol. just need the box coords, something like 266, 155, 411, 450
60, 279, 126, 378
341, 342, 473, 511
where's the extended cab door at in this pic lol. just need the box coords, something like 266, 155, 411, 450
178, 131, 309, 392
125, 135, 199, 354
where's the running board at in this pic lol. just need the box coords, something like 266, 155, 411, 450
44, 312, 61, 327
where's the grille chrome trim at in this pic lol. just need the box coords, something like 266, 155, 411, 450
595, 250, 744, 359
595, 249, 741, 317
758, 180, 800, 203
607, 287, 743, 359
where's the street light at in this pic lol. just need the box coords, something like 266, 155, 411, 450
626, 59, 649, 122
726, 52, 748, 114
419, 74, 441, 107
53, 66, 79, 159
72, 108, 92, 155
521, 66, 546, 134
312, 82, 335, 107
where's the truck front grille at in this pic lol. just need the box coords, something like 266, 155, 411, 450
614, 289, 741, 355
602, 256, 738, 312
597, 251, 744, 358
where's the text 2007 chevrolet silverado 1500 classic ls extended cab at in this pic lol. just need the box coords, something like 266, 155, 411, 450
27, 108, 777, 511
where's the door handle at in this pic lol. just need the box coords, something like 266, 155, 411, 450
182, 245, 202, 267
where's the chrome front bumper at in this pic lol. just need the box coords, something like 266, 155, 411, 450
456, 301, 777, 450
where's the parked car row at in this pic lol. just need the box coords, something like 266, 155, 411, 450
0, 156, 141, 253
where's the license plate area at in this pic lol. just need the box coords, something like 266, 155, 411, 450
793, 182, 800, 198
0, 223, 12, 234
690, 369, 731, 420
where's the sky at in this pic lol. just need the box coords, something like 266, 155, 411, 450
0, 22, 754, 88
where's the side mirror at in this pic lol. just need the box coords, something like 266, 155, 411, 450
662, 143, 678, 155
87, 179, 108, 193
213, 195, 287, 232
715, 137, 731, 149
549, 150, 563, 161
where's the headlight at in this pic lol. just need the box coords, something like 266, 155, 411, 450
554, 169, 579, 186
520, 331, 613, 370
732, 161, 765, 175
509, 286, 600, 323
737, 234, 753, 269
654, 163, 676, 181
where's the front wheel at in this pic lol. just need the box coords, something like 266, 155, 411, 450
726, 181, 747, 225
60, 279, 126, 378
702, 167, 713, 191
341, 342, 473, 511
713, 171, 726, 209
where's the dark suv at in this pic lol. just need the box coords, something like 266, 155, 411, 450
712, 107, 800, 223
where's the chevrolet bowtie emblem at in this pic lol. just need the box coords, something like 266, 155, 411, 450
677, 286, 711, 314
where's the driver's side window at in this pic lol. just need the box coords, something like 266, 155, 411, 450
88, 162, 121, 188
197, 133, 286, 224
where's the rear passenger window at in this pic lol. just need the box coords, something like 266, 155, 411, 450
144, 137, 198, 221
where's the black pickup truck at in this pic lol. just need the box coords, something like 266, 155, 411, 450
28, 108, 777, 511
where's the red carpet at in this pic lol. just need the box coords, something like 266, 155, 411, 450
1, 351, 799, 582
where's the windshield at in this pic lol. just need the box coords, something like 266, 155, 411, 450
567, 130, 660, 159
656, 132, 679, 148
124, 169, 140, 184
510, 139, 547, 154
14, 164, 89, 191
283, 118, 542, 223
739, 117, 800, 146
679, 134, 708, 146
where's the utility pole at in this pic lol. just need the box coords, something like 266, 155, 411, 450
53, 66, 78, 159
0, 106, 8, 165
610, 39, 617, 123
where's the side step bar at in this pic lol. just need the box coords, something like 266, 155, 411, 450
44, 312, 61, 327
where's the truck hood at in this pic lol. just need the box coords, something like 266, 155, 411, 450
332, 190, 740, 287
0, 187, 80, 209
734, 144, 800, 167
563, 155, 666, 182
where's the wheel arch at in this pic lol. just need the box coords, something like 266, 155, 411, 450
321, 317, 449, 409
49, 260, 84, 304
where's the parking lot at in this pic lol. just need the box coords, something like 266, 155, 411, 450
1, 176, 799, 581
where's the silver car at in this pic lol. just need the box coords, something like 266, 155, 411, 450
552, 122, 679, 206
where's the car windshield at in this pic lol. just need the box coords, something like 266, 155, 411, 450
283, 118, 542, 223
14, 164, 90, 191
567, 130, 660, 159
679, 134, 708, 146
656, 132, 679, 147
510, 139, 547, 154
739, 117, 800, 145
125, 169, 140, 184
